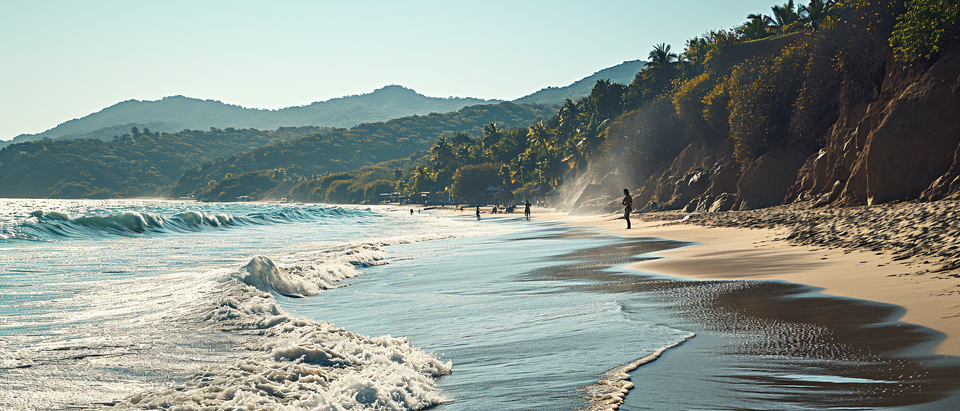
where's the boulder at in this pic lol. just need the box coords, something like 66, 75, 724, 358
682, 194, 711, 213
708, 192, 736, 212
735, 148, 809, 210
705, 161, 740, 198
665, 171, 711, 210
920, 136, 960, 201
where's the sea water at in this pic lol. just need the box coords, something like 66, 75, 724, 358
4, 199, 957, 410
0, 199, 693, 410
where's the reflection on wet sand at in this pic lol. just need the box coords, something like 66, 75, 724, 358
522, 233, 960, 409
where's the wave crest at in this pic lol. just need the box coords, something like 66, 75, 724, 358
237, 244, 386, 298
131, 276, 451, 410
9, 205, 364, 241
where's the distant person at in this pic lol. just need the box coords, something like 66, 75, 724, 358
476, 206, 481, 220
492, 205, 497, 214
524, 200, 531, 220
410, 209, 414, 215
622, 188, 633, 229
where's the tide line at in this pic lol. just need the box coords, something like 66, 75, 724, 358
580, 332, 696, 411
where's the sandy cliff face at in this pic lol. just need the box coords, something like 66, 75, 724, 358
830, 50, 960, 206
919, 65, 960, 201
767, 49, 960, 209
567, 48, 960, 214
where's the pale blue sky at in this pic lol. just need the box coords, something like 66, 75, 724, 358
1, 0, 782, 140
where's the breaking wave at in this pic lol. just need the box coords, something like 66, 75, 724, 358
0, 239, 453, 410
5, 206, 364, 241
127, 279, 453, 410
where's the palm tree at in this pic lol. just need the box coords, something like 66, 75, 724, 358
556, 99, 580, 142
643, 43, 681, 94
395, 180, 408, 196
481, 122, 503, 149
799, 0, 835, 31
536, 149, 563, 187
577, 116, 607, 159
498, 164, 513, 187
740, 14, 773, 39
526, 121, 554, 155
410, 165, 431, 192
770, 0, 800, 33
449, 131, 472, 146
430, 136, 454, 170
646, 43, 677, 68
454, 144, 472, 169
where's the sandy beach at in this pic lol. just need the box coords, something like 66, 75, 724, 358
435, 203, 960, 409
519, 201, 960, 357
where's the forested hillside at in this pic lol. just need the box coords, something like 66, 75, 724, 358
3, 86, 496, 147
172, 102, 555, 201
0, 127, 326, 198
6, 0, 957, 212
304, 0, 960, 212
564, 0, 960, 213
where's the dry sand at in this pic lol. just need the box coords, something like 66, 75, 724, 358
528, 202, 960, 356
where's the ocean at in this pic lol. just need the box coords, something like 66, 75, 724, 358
1, 199, 957, 410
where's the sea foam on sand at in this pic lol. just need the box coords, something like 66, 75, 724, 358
128, 281, 451, 410
1, 241, 453, 410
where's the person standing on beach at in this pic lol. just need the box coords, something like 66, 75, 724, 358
524, 200, 532, 220
622, 188, 633, 229
476, 206, 481, 220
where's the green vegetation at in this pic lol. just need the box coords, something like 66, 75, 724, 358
5, 0, 956, 209
0, 127, 324, 198
587, 0, 914, 174
174, 102, 554, 202
890, 0, 960, 61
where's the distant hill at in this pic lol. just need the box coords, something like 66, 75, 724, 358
4, 59, 649, 148
3, 85, 499, 147
513, 60, 647, 105
0, 102, 552, 199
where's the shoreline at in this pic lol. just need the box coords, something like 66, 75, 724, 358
490, 205, 960, 357
440, 204, 960, 408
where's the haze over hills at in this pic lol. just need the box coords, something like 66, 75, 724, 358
513, 59, 646, 105
2, 86, 498, 147
3, 60, 647, 148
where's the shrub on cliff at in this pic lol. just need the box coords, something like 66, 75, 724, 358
672, 72, 720, 144
728, 45, 807, 171
890, 0, 960, 61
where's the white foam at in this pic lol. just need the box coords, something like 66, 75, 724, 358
240, 255, 323, 297
130, 279, 452, 410
237, 243, 389, 298
580, 333, 696, 411
1, 256, 451, 410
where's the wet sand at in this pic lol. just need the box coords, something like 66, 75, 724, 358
530, 202, 960, 358
448, 203, 960, 409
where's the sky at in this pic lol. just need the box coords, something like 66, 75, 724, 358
1, 0, 783, 140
